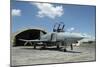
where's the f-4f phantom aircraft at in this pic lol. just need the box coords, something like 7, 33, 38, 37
19, 22, 85, 52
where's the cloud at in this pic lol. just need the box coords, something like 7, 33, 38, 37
12, 9, 21, 16
67, 27, 75, 32
31, 3, 64, 19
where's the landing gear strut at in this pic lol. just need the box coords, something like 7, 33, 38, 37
71, 44, 73, 50
34, 45, 36, 49
42, 45, 46, 49
63, 41, 67, 52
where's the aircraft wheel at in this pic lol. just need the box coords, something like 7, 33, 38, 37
42, 45, 46, 49
63, 49, 67, 52
34, 45, 36, 49
57, 45, 60, 49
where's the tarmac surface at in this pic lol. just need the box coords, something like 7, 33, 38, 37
11, 43, 96, 66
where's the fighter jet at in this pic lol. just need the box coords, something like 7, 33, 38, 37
19, 22, 85, 52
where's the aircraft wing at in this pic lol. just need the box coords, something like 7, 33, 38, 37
19, 39, 47, 43
19, 38, 57, 45
19, 39, 48, 46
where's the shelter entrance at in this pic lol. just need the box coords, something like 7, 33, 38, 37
14, 29, 46, 46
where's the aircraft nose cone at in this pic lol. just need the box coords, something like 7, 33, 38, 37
79, 36, 84, 40
76, 34, 85, 40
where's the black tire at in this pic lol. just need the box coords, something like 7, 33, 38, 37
34, 45, 36, 49
63, 49, 67, 52
57, 45, 60, 49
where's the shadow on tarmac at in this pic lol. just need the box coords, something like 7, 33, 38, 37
21, 47, 82, 53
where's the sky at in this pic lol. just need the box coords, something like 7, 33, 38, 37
11, 0, 96, 38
